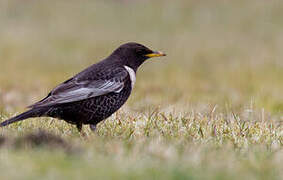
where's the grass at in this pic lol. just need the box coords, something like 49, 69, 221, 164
0, 0, 282, 179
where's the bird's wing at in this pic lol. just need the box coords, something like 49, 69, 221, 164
29, 67, 129, 108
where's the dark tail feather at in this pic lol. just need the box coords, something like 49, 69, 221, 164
0, 108, 46, 127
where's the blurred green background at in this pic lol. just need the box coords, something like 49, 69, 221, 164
0, 0, 282, 179
1, 0, 282, 114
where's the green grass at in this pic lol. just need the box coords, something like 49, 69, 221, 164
0, 0, 282, 179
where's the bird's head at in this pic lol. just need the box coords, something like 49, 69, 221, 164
110, 42, 166, 70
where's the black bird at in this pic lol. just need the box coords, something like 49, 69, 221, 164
0, 42, 166, 132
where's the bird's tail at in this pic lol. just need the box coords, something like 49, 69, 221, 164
0, 108, 46, 127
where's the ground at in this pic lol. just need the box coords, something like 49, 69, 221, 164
0, 0, 282, 179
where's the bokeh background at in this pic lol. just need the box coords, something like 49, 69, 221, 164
0, 0, 282, 179
1, 0, 283, 113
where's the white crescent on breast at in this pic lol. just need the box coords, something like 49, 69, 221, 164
124, 65, 136, 89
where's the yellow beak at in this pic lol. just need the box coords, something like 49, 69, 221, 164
145, 51, 166, 58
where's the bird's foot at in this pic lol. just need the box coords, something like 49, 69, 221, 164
80, 131, 87, 138
76, 123, 88, 138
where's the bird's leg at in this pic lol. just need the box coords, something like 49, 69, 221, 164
76, 123, 86, 137
89, 124, 96, 132
76, 123, 82, 132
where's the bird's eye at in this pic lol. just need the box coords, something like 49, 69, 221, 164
135, 49, 143, 54
135, 49, 146, 56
